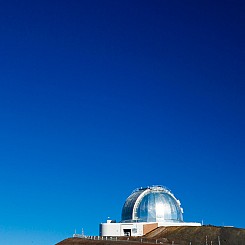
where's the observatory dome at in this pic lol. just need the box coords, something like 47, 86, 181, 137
121, 186, 183, 223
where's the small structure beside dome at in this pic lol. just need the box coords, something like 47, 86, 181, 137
100, 185, 201, 237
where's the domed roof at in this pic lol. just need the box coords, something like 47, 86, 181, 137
121, 186, 183, 223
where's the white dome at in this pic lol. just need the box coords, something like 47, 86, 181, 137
121, 186, 183, 223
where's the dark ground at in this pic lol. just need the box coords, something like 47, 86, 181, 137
144, 225, 245, 245
56, 226, 245, 245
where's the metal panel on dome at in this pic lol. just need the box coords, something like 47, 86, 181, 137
121, 188, 145, 222
121, 186, 183, 223
136, 192, 183, 222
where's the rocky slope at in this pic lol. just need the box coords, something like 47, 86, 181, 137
144, 225, 245, 245
56, 226, 245, 245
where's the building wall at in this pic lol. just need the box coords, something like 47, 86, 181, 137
100, 223, 121, 236
143, 223, 158, 235
100, 221, 201, 237
158, 222, 201, 227
100, 222, 144, 236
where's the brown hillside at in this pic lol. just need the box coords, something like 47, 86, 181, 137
56, 226, 245, 245
144, 226, 245, 245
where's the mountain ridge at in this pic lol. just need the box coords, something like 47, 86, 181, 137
56, 226, 245, 245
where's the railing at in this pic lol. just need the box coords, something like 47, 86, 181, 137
73, 234, 171, 244
73, 234, 222, 245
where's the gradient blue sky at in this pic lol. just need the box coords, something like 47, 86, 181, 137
0, 1, 244, 244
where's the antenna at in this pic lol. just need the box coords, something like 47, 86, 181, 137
73, 228, 77, 237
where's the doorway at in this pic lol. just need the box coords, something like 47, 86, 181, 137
123, 229, 131, 236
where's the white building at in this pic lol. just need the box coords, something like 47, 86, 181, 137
100, 185, 201, 236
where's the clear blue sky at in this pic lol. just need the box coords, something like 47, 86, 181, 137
0, 1, 244, 244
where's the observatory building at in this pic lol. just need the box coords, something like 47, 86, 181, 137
100, 186, 201, 236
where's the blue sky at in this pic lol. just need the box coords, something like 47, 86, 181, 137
0, 1, 244, 244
